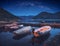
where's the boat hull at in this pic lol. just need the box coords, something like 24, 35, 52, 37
13, 26, 32, 36
33, 26, 51, 37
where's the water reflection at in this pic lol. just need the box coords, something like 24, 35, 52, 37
0, 27, 16, 33
31, 33, 50, 46
13, 33, 29, 40
0, 27, 60, 46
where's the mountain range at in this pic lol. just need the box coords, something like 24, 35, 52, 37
0, 8, 19, 21
33, 12, 60, 19
0, 8, 60, 22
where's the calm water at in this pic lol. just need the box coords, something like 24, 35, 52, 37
0, 28, 60, 46
20, 19, 60, 23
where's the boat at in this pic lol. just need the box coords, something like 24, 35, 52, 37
33, 26, 51, 37
10, 24, 24, 29
5, 23, 24, 29
10, 24, 18, 29
18, 24, 24, 28
13, 26, 32, 36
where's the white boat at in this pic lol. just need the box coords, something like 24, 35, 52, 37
13, 26, 32, 35
33, 26, 51, 37
5, 24, 24, 29
18, 24, 24, 28
10, 26, 19, 29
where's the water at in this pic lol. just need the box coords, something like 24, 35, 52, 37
0, 18, 60, 46
0, 28, 60, 46
20, 19, 60, 23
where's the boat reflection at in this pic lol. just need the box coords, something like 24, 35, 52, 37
31, 33, 50, 46
13, 33, 29, 40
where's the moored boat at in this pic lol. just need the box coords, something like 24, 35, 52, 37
19, 24, 24, 28
13, 26, 32, 36
33, 26, 51, 37
4, 23, 24, 30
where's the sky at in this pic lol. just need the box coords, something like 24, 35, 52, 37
0, 0, 60, 16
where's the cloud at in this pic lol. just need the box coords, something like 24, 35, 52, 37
38, 5, 44, 8
29, 3, 35, 6
17, 2, 35, 7
38, 5, 52, 10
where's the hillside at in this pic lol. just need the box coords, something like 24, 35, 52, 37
0, 8, 19, 21
33, 12, 60, 19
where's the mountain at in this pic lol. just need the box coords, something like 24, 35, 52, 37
33, 12, 60, 19
0, 8, 20, 21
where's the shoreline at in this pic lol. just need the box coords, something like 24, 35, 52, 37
20, 23, 60, 28
0, 22, 60, 28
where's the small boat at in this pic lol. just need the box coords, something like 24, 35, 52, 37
5, 24, 24, 29
10, 24, 24, 29
13, 26, 32, 36
33, 26, 51, 37
18, 24, 24, 28
9, 23, 18, 29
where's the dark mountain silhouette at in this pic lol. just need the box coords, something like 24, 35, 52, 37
33, 12, 60, 19
0, 8, 19, 21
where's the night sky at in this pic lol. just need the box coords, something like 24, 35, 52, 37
0, 0, 60, 16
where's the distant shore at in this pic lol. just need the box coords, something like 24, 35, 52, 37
20, 22, 60, 28
0, 21, 60, 28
